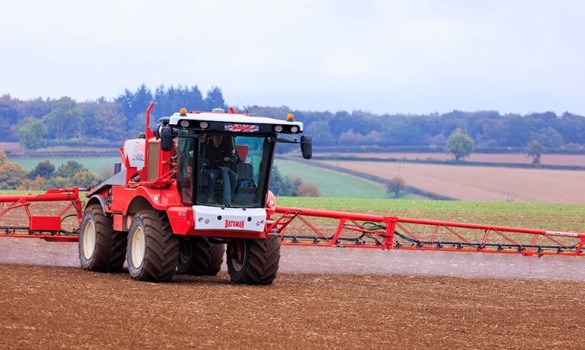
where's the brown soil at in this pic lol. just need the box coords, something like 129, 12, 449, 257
321, 160, 585, 203
1, 239, 585, 349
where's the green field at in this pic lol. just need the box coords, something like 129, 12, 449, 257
274, 159, 389, 198
275, 197, 585, 232
12, 157, 119, 175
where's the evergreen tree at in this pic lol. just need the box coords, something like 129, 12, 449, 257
54, 160, 86, 178
203, 87, 226, 111
28, 160, 55, 179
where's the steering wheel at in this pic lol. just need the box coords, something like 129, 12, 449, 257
215, 157, 236, 167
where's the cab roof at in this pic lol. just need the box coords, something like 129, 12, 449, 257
168, 111, 303, 132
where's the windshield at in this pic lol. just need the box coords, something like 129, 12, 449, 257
176, 131, 274, 208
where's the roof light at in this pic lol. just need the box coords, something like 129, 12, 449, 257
180, 108, 187, 116
286, 113, 294, 122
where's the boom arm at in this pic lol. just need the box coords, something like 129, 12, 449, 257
270, 206, 585, 257
2, 189, 585, 257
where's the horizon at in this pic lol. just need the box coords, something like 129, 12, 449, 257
3, 85, 583, 118
2, 1, 584, 116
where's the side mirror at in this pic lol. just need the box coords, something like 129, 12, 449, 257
300, 135, 312, 159
160, 126, 174, 151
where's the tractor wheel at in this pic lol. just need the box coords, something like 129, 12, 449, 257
79, 204, 127, 272
226, 236, 280, 285
126, 211, 179, 282
177, 237, 225, 276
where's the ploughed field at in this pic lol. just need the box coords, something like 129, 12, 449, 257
2, 199, 585, 348
320, 152, 585, 166
320, 160, 585, 203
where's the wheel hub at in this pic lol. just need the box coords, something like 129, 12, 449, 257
82, 220, 96, 259
230, 239, 246, 271
131, 226, 146, 268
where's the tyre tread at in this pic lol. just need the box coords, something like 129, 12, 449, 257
228, 237, 280, 285
79, 204, 126, 272
128, 211, 179, 282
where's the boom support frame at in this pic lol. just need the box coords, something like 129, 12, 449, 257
270, 206, 585, 257
0, 188, 83, 242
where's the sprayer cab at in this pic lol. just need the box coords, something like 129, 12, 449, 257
153, 107, 312, 208
74, 104, 313, 284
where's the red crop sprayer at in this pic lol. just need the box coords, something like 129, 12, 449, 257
1, 103, 583, 285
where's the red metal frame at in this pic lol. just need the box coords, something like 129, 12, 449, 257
0, 188, 83, 242
269, 206, 585, 257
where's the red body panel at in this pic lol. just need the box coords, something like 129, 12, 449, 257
108, 185, 182, 214
30, 216, 61, 231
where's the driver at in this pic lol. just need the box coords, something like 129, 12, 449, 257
205, 135, 238, 203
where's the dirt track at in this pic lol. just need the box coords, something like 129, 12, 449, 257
2, 239, 585, 349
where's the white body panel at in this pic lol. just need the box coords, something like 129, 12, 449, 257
169, 112, 303, 131
193, 205, 267, 233
123, 139, 145, 170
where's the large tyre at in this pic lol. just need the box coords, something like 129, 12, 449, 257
227, 237, 280, 285
79, 204, 127, 272
177, 237, 225, 276
126, 211, 179, 282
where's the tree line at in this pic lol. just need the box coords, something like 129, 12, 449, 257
248, 107, 585, 151
1, 85, 226, 149
2, 85, 585, 152
0, 151, 97, 190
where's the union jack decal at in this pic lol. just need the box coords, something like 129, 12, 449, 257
224, 124, 259, 132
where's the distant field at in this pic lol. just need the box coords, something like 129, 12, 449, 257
319, 160, 585, 203
274, 159, 389, 198
319, 152, 585, 166
0, 142, 22, 154
12, 157, 119, 175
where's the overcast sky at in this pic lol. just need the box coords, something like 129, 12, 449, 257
1, 0, 584, 115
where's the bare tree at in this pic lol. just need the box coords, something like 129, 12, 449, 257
386, 177, 406, 198
525, 140, 546, 164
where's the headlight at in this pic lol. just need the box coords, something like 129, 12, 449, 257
291, 126, 299, 133
180, 120, 189, 128
200, 121, 209, 129
274, 125, 283, 132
